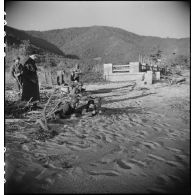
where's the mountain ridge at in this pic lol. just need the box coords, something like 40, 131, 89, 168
25, 25, 190, 63
6, 25, 190, 67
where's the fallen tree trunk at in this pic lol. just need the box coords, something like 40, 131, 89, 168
35, 119, 48, 131
5, 118, 33, 123
175, 78, 186, 84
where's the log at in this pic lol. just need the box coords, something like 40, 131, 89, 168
27, 111, 42, 114
175, 78, 186, 84
5, 119, 24, 123
5, 118, 33, 125
46, 101, 62, 118
35, 119, 48, 131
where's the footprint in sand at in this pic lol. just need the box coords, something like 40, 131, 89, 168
161, 123, 170, 127
35, 168, 47, 180
174, 154, 189, 166
45, 177, 55, 185
169, 132, 179, 138
139, 130, 149, 137
114, 158, 143, 176
128, 159, 147, 168
67, 143, 91, 151
89, 162, 98, 167
152, 126, 162, 132
156, 174, 184, 187
157, 123, 168, 128
135, 100, 142, 106
166, 160, 184, 169
156, 174, 171, 186
21, 144, 30, 151
76, 134, 87, 139
57, 140, 66, 145
136, 134, 145, 139
168, 129, 175, 133
88, 170, 120, 177
98, 157, 113, 165
98, 133, 113, 143
95, 135, 101, 140
166, 147, 182, 154
43, 162, 64, 170
168, 175, 183, 184
114, 159, 132, 169
148, 154, 184, 169
147, 187, 168, 194
148, 154, 166, 162
142, 141, 161, 150
131, 116, 144, 125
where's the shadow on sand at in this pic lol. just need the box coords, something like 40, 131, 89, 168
103, 92, 156, 105
89, 83, 136, 95
101, 106, 145, 116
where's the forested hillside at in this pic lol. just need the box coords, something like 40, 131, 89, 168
5, 25, 190, 77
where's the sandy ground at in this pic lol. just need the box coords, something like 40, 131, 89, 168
5, 74, 190, 194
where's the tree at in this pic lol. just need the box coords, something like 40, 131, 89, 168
168, 54, 190, 69
150, 49, 163, 64
20, 40, 31, 56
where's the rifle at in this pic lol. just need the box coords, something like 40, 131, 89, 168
15, 75, 23, 95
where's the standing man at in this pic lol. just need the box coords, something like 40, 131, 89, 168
10, 57, 23, 92
72, 63, 81, 82
57, 69, 65, 85
21, 54, 40, 101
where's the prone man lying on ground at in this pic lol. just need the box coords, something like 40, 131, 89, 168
53, 96, 102, 119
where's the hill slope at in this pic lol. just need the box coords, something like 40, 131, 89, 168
6, 25, 190, 69
27, 26, 190, 64
5, 26, 65, 57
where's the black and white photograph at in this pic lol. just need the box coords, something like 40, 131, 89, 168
4, 1, 190, 194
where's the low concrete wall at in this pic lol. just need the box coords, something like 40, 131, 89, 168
144, 71, 153, 85
105, 72, 144, 82
154, 72, 160, 80
103, 63, 160, 83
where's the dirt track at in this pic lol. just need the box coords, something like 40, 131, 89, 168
5, 78, 190, 194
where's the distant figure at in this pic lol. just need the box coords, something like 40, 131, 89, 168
153, 64, 158, 72
57, 70, 65, 85
146, 64, 150, 71
21, 54, 40, 102
10, 57, 23, 91
150, 64, 154, 71
71, 64, 81, 82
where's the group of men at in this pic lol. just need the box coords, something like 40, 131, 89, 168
56, 63, 81, 85
11, 54, 82, 102
11, 54, 40, 102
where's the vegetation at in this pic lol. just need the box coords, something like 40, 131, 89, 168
25, 26, 190, 65
5, 25, 190, 83
150, 48, 163, 64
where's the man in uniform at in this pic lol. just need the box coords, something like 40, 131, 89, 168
57, 69, 65, 85
10, 57, 23, 92
71, 63, 81, 82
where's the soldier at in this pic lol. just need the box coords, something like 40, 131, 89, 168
74, 64, 81, 82
10, 57, 23, 92
57, 69, 65, 85
71, 64, 81, 82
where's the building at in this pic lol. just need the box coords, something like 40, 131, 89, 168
103, 62, 160, 83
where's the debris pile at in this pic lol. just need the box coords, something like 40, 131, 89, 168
5, 81, 102, 132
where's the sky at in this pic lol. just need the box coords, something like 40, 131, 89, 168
6, 1, 190, 38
